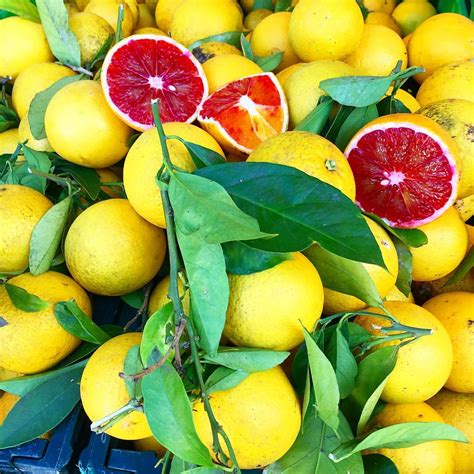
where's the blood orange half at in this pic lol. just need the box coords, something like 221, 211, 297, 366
198, 72, 288, 155
101, 35, 208, 131
345, 114, 460, 229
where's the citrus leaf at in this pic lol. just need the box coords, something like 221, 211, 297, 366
170, 171, 271, 243
197, 162, 385, 267
52, 159, 101, 199
188, 31, 242, 51
182, 469, 223, 474
54, 300, 110, 344
0, 366, 83, 448
304, 329, 340, 432
335, 104, 379, 151
4, 283, 50, 312
304, 245, 383, 308
275, 0, 293, 12
204, 347, 289, 372
28, 75, 82, 140
168, 137, 226, 169
444, 247, 473, 286
36, 0, 81, 67
294, 97, 333, 134
170, 457, 196, 474
205, 367, 249, 394
140, 302, 174, 366
123, 345, 143, 400
393, 239, 412, 297
29, 196, 71, 275
253, 0, 273, 9
142, 362, 213, 466
363, 454, 398, 474
377, 96, 411, 116
324, 105, 354, 142
255, 51, 284, 72
341, 346, 398, 434
222, 241, 291, 275
177, 230, 228, 357
240, 33, 254, 60
437, 0, 468, 15
21, 146, 52, 193
0, 104, 19, 132
121, 287, 145, 309
0, 0, 39, 22
330, 422, 469, 462
0, 359, 87, 396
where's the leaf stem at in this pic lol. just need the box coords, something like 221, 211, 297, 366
90, 398, 141, 434
152, 101, 175, 174
63, 64, 93, 77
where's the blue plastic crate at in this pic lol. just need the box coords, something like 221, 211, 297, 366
0, 406, 83, 474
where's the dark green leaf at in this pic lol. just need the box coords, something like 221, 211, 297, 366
56, 341, 98, 367
363, 454, 398, 474
36, 0, 81, 67
205, 366, 249, 394
54, 300, 110, 344
223, 241, 290, 275
335, 105, 378, 151
197, 162, 385, 267
169, 137, 226, 169
170, 171, 270, 244
21, 146, 52, 193
253, 0, 273, 9
437, 0, 468, 15
326, 327, 358, 399
177, 230, 228, 357
0, 365, 82, 448
324, 105, 354, 142
304, 245, 383, 307
393, 239, 412, 297
140, 302, 174, 366
170, 457, 196, 474
142, 362, 213, 466
331, 422, 468, 462
347, 322, 372, 349
0, 0, 40, 21
188, 31, 243, 51
356, 0, 369, 18
304, 329, 340, 432
275, 0, 293, 12
88, 34, 114, 69
28, 75, 82, 140
0, 359, 86, 396
204, 347, 289, 372
377, 96, 410, 116
4, 283, 50, 312
53, 160, 101, 199
445, 247, 474, 286
123, 345, 143, 399
240, 33, 254, 60
0, 104, 19, 132
341, 346, 397, 434
29, 196, 71, 275
121, 288, 145, 309
255, 51, 284, 72
294, 97, 333, 134
183, 469, 224, 474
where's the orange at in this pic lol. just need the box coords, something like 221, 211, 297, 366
365, 11, 402, 35
392, 0, 437, 36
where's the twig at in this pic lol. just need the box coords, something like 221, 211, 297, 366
63, 63, 94, 77
124, 283, 153, 331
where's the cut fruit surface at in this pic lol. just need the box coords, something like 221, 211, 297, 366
101, 34, 208, 131
345, 114, 460, 229
198, 72, 288, 155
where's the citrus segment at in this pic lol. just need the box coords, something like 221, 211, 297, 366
102, 35, 208, 131
345, 114, 460, 228
198, 73, 288, 155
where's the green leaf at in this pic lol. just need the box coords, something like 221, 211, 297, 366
140, 302, 174, 366
204, 347, 289, 372
0, 104, 19, 132
335, 105, 379, 151
36, 0, 81, 67
304, 329, 340, 432
331, 422, 468, 462
52, 159, 101, 199
142, 362, 213, 466
0, 0, 40, 21
240, 33, 254, 60
56, 341, 98, 368
363, 454, 398, 474
341, 346, 397, 434
324, 105, 354, 143
253, 0, 273, 9
275, 0, 293, 12
183, 469, 224, 474
255, 51, 284, 72
223, 241, 291, 275
0, 359, 87, 396
121, 287, 145, 309
28, 75, 82, 140
445, 247, 474, 286
437, 0, 468, 15
4, 283, 50, 312
54, 300, 110, 344
393, 239, 412, 297
177, 230, 228, 357
304, 245, 383, 308
197, 162, 385, 267
170, 457, 196, 474
123, 345, 143, 400
377, 96, 411, 116
326, 326, 358, 399
21, 146, 52, 193
168, 137, 226, 169
0, 365, 83, 448
188, 31, 243, 51
169, 171, 270, 244
294, 97, 334, 134
347, 322, 372, 349
29, 196, 71, 275
205, 366, 249, 394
